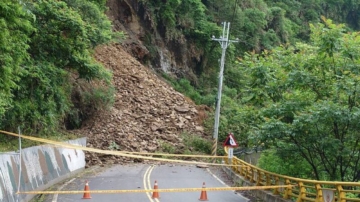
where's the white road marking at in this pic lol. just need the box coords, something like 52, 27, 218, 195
52, 178, 76, 202
206, 167, 250, 201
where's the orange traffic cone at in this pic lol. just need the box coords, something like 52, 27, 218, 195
199, 182, 208, 201
82, 180, 92, 199
151, 180, 160, 199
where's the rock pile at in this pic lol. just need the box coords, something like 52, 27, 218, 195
76, 44, 209, 166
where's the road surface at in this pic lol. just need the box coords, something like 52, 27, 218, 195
47, 163, 248, 202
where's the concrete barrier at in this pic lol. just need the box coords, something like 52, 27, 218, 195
0, 138, 86, 202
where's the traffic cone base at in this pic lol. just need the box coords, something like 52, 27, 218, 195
152, 180, 160, 199
82, 181, 92, 199
199, 182, 208, 201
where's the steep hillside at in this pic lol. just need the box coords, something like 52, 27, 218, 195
76, 44, 209, 166
104, 0, 202, 81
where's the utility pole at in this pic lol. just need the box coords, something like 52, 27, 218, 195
211, 22, 238, 157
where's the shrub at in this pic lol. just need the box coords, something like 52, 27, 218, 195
182, 133, 212, 154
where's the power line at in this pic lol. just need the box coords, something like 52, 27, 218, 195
229, 0, 239, 33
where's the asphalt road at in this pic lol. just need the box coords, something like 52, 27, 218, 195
49, 163, 248, 202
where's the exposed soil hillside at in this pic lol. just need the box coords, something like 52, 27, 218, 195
76, 44, 209, 166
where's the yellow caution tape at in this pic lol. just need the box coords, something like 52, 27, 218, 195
50, 144, 224, 158
0, 130, 245, 167
118, 151, 225, 158
17, 185, 294, 194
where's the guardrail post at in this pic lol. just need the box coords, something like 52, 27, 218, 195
244, 165, 249, 180
315, 184, 322, 202
283, 179, 292, 199
256, 169, 262, 186
273, 176, 280, 195
250, 167, 255, 183
233, 159, 237, 173
235, 159, 241, 174
336, 185, 345, 202
224, 157, 229, 164
233, 159, 238, 173
240, 163, 245, 177
266, 173, 271, 186
297, 182, 306, 202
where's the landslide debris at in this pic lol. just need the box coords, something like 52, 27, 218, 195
75, 44, 209, 166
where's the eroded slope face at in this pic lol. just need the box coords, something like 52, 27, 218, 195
77, 44, 207, 166
106, 0, 203, 79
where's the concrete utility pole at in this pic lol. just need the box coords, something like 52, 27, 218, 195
211, 22, 238, 157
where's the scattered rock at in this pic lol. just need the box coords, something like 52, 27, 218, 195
74, 44, 210, 165
174, 106, 190, 113
196, 164, 209, 168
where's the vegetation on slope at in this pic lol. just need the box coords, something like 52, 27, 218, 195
143, 0, 360, 181
1, 0, 360, 181
0, 0, 120, 136
240, 18, 360, 181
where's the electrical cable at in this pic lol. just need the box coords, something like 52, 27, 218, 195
229, 0, 239, 33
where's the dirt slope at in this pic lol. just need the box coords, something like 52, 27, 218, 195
76, 44, 209, 166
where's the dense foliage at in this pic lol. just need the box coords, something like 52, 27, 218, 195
0, 1, 33, 120
227, 18, 360, 181
2, 0, 360, 181
0, 0, 119, 134
153, 0, 360, 181
139, 0, 219, 42
248, 19, 360, 181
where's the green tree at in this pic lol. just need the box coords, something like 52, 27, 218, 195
29, 0, 111, 80
140, 0, 218, 43
0, 1, 34, 121
238, 18, 360, 181
62, 0, 112, 47
258, 148, 314, 178
1, 0, 114, 133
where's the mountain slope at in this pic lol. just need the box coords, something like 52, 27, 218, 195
76, 44, 209, 166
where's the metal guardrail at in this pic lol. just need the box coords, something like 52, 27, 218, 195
224, 147, 360, 202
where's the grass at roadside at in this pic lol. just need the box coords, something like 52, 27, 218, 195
181, 133, 212, 155
158, 132, 212, 157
